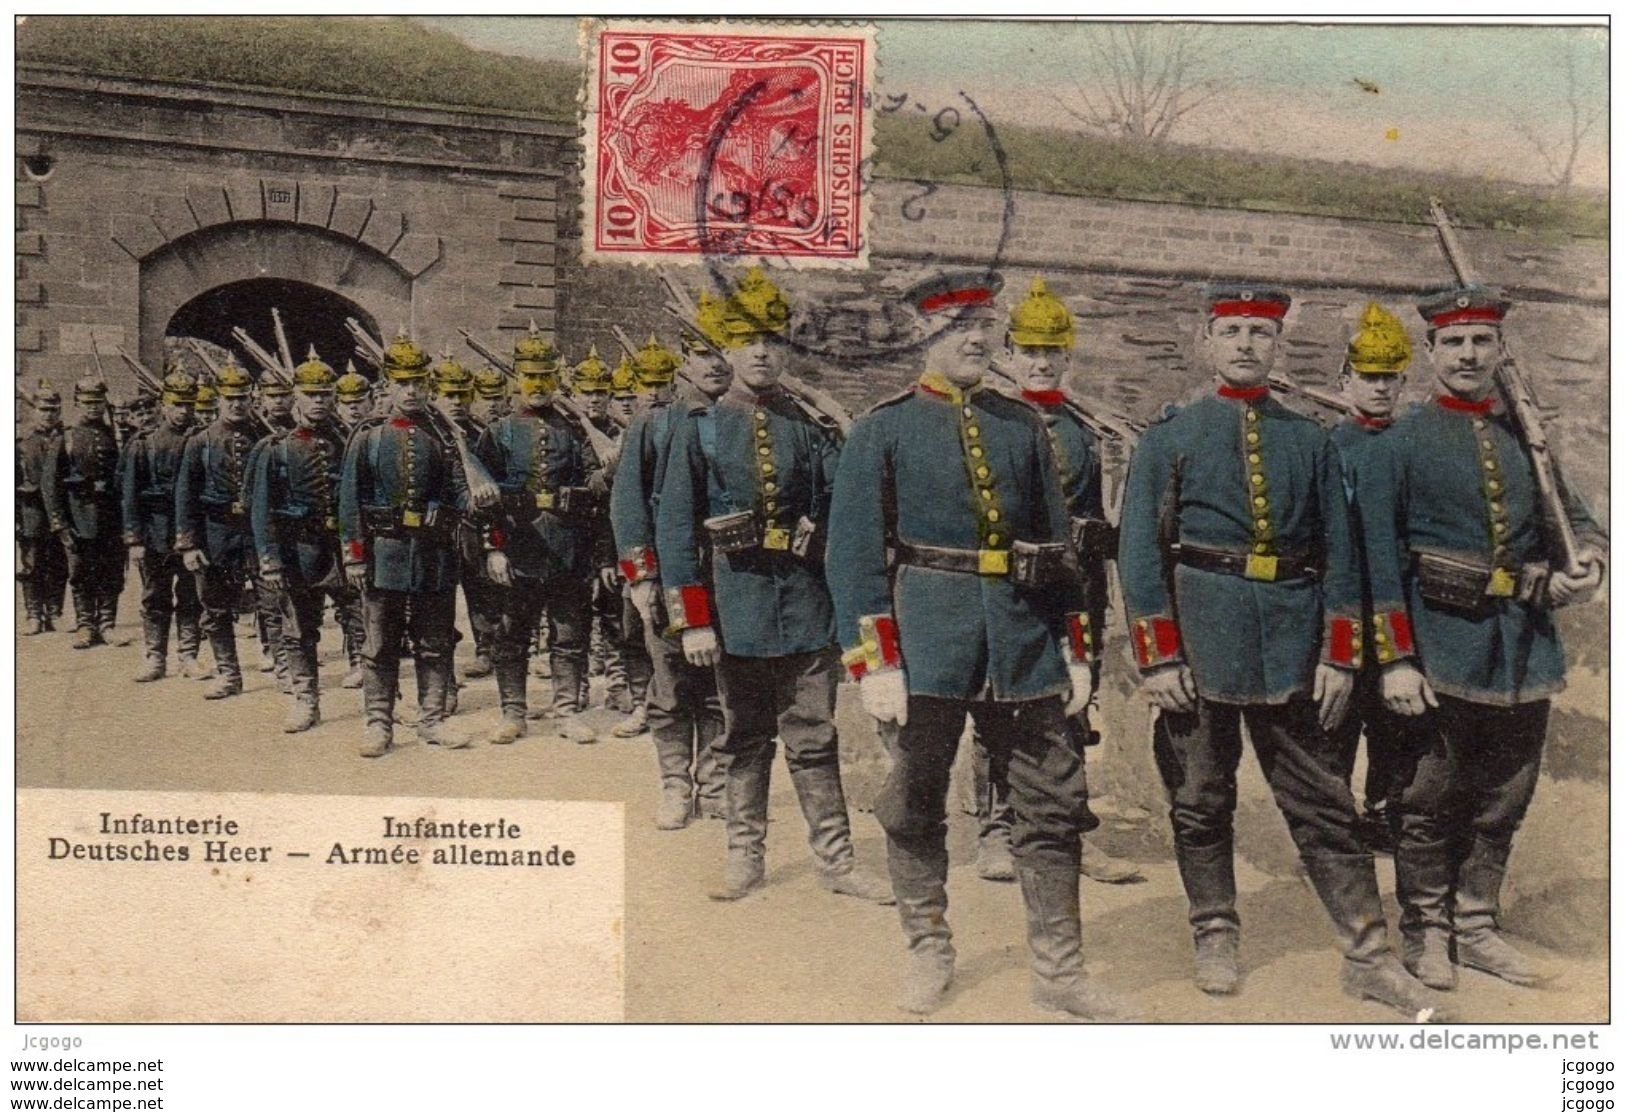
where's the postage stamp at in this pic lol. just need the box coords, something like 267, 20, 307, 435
583, 20, 875, 266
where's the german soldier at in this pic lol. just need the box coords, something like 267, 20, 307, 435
17, 382, 67, 635
193, 380, 219, 426
1328, 303, 1415, 853
339, 334, 473, 758
475, 326, 605, 746
335, 363, 373, 433
122, 370, 205, 682
470, 365, 511, 428
1117, 283, 1446, 1020
251, 351, 355, 733
594, 344, 656, 731
827, 272, 1118, 1017
174, 361, 260, 698
611, 320, 731, 828
42, 376, 126, 649
573, 347, 633, 717
657, 266, 890, 905
1356, 285, 1606, 990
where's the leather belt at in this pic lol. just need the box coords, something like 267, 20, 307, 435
896, 541, 1012, 577
1176, 542, 1318, 583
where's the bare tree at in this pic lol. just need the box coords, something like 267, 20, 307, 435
1060, 24, 1226, 143
1512, 38, 1605, 192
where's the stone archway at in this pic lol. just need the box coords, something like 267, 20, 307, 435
166, 277, 380, 381
136, 221, 419, 374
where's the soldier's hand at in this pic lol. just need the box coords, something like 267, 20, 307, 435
181, 548, 208, 573
126, 544, 146, 567
469, 476, 502, 513
597, 565, 620, 593
344, 562, 368, 592
1381, 661, 1437, 717
261, 568, 284, 593
1548, 551, 1605, 607
1064, 662, 1095, 717
486, 550, 514, 588
681, 626, 720, 667
54, 528, 77, 554
628, 579, 658, 625
860, 669, 909, 727
1313, 663, 1355, 731
1143, 664, 1197, 714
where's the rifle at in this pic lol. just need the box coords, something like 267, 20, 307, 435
1428, 197, 1586, 577
344, 318, 386, 369
656, 272, 852, 435
271, 308, 297, 376
230, 328, 294, 387
111, 346, 164, 396
1268, 372, 1358, 421
612, 324, 705, 395
985, 359, 1144, 446
458, 328, 620, 464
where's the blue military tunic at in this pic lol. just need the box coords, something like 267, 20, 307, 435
1353, 397, 1603, 706
655, 386, 838, 658
42, 420, 121, 541
473, 403, 600, 582
175, 419, 261, 565
17, 429, 61, 540
1118, 388, 1363, 704
339, 414, 470, 594
120, 424, 191, 553
1024, 390, 1109, 641
825, 375, 1090, 702
249, 422, 347, 587
609, 400, 690, 584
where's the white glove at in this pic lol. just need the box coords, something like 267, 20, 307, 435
1064, 662, 1095, 718
181, 548, 208, 573
681, 626, 720, 667
485, 550, 514, 588
1381, 661, 1438, 717
860, 669, 909, 727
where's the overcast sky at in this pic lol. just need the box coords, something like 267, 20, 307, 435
419, 17, 1606, 190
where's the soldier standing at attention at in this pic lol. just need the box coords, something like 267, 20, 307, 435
17, 383, 67, 636
1356, 285, 1606, 991
174, 362, 260, 699
1328, 303, 1415, 853
193, 380, 219, 426
657, 267, 890, 905
251, 352, 353, 733
573, 347, 637, 718
1117, 284, 1447, 1021
122, 370, 205, 682
611, 318, 732, 828
827, 272, 1117, 1017
339, 334, 473, 758
334, 364, 374, 434
43, 376, 126, 649
470, 365, 511, 430
475, 327, 604, 746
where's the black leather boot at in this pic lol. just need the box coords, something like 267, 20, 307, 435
790, 763, 892, 903
889, 840, 954, 1015
1175, 839, 1241, 995
1454, 837, 1548, 987
1395, 833, 1457, 990
708, 745, 770, 901
1018, 864, 1137, 1020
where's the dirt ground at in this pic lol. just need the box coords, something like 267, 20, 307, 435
14, 617, 1608, 1024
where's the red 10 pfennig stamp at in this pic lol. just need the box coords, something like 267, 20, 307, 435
584, 22, 875, 267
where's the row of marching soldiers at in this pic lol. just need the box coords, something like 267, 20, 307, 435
17, 263, 1607, 1024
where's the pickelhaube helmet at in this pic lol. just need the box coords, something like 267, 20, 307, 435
335, 361, 372, 402
434, 354, 475, 398
512, 320, 561, 375
473, 365, 508, 400
710, 266, 791, 348
571, 346, 614, 394
382, 331, 432, 382
631, 335, 680, 387
609, 354, 642, 397
1007, 277, 1075, 349
694, 289, 730, 351
160, 370, 199, 405
1345, 302, 1412, 375
32, 379, 61, 409
293, 346, 338, 393
214, 359, 254, 398
73, 375, 108, 403
193, 381, 219, 412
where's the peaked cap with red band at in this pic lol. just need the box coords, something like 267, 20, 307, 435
906, 271, 1005, 317
1205, 283, 1292, 322
1416, 284, 1510, 330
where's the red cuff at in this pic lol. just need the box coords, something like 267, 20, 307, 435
1370, 608, 1415, 665
664, 585, 712, 631
1322, 615, 1363, 669
1064, 612, 1094, 667
1131, 615, 1182, 671
345, 538, 365, 563
843, 614, 902, 680
486, 526, 507, 551
619, 546, 658, 584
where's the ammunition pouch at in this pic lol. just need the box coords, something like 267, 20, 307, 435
499, 486, 596, 523
1010, 540, 1076, 588
704, 510, 760, 555
790, 515, 823, 561
1069, 515, 1117, 562
1413, 550, 1545, 612
362, 504, 448, 539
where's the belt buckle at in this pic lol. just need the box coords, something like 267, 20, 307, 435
402, 509, 422, 528
93, 480, 107, 494
324, 516, 338, 532
978, 549, 1010, 576
1487, 567, 1517, 597
762, 527, 791, 551
1245, 553, 1278, 582
535, 491, 554, 510
230, 501, 245, 516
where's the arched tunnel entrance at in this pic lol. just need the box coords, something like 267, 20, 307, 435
165, 277, 380, 381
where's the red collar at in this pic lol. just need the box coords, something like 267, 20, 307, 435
1021, 389, 1066, 408
1217, 384, 1269, 402
1352, 414, 1391, 430
389, 416, 414, 429
1435, 394, 1496, 416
